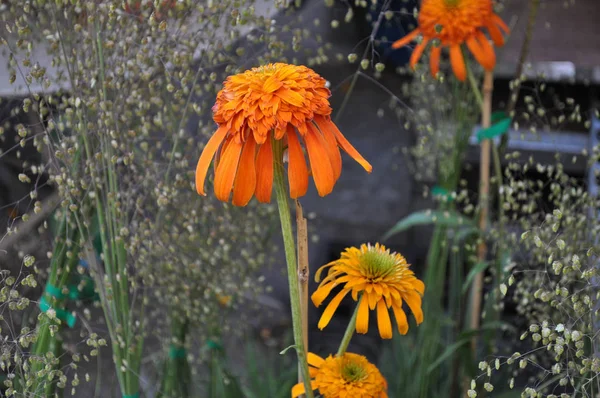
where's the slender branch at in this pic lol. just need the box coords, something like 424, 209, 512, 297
470, 70, 494, 344
272, 140, 314, 398
295, 199, 309, 385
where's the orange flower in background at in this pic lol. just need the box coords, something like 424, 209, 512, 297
392, 0, 510, 81
312, 243, 424, 339
195, 63, 372, 206
291, 352, 388, 398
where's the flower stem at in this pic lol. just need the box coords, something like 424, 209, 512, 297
272, 140, 314, 398
337, 296, 361, 357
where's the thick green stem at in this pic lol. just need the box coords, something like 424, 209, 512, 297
337, 297, 361, 357
272, 140, 314, 398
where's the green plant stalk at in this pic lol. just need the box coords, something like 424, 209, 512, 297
272, 139, 314, 398
337, 296, 361, 357
27, 221, 80, 395
51, 11, 131, 394
158, 318, 191, 398
93, 20, 139, 397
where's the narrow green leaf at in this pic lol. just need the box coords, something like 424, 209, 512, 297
462, 261, 490, 294
383, 210, 475, 241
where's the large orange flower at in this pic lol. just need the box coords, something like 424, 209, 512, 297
392, 0, 509, 81
312, 243, 424, 339
195, 63, 372, 206
291, 352, 388, 398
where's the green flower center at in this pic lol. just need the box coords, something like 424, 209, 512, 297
341, 360, 366, 383
359, 249, 397, 279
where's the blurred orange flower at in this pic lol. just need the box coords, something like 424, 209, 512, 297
312, 243, 424, 339
291, 352, 388, 398
392, 0, 509, 81
195, 63, 372, 206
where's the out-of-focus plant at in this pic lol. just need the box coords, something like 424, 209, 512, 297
381, 1, 513, 396
469, 157, 600, 396
1, 0, 284, 396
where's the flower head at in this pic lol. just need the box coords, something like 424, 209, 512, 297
392, 0, 509, 81
195, 63, 372, 206
291, 352, 388, 398
312, 243, 424, 339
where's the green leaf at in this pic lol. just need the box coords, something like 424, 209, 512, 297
462, 261, 490, 294
476, 117, 511, 142
279, 344, 297, 355
383, 210, 475, 241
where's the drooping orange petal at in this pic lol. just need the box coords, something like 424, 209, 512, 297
492, 14, 510, 33
232, 138, 257, 206
195, 125, 229, 195
255, 135, 273, 203
376, 299, 393, 339
391, 302, 409, 335
391, 29, 420, 49
429, 45, 442, 77
486, 22, 505, 47
317, 116, 372, 173
409, 38, 429, 69
304, 123, 335, 197
449, 45, 466, 81
356, 295, 370, 334
475, 31, 497, 69
314, 120, 342, 181
214, 138, 243, 202
404, 290, 424, 324
311, 282, 336, 307
286, 126, 309, 198
317, 288, 350, 330
466, 35, 494, 71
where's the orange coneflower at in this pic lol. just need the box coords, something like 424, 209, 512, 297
392, 0, 510, 81
195, 63, 372, 206
312, 243, 424, 339
291, 352, 388, 398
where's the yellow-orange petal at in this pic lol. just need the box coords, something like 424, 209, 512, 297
291, 380, 318, 398
409, 38, 429, 69
232, 138, 257, 206
287, 126, 309, 198
214, 138, 243, 202
466, 36, 494, 71
404, 290, 424, 324
413, 279, 425, 295
356, 295, 370, 334
195, 125, 229, 195
391, 29, 420, 49
317, 288, 350, 330
315, 120, 342, 181
391, 302, 409, 335
318, 116, 372, 173
311, 282, 336, 307
430, 45, 442, 77
304, 123, 335, 197
307, 352, 325, 368
376, 299, 393, 339
449, 45, 466, 81
255, 135, 273, 203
